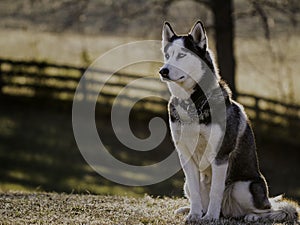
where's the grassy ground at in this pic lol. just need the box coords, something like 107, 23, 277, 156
0, 96, 300, 199
0, 192, 298, 225
0, 96, 184, 197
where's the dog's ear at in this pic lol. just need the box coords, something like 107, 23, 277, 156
162, 22, 176, 45
189, 21, 207, 50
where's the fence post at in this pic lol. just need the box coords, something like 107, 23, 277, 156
80, 68, 87, 101
0, 61, 3, 95
254, 97, 260, 122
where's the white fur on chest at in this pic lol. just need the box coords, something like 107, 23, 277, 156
175, 104, 192, 122
170, 116, 222, 171
177, 123, 208, 149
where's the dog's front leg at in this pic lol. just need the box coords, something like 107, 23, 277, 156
202, 160, 228, 220
179, 153, 204, 223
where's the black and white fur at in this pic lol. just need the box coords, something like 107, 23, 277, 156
159, 21, 299, 223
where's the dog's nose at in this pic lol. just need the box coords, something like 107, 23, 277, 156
159, 68, 169, 78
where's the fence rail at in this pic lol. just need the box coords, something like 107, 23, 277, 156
0, 58, 299, 129
237, 93, 300, 129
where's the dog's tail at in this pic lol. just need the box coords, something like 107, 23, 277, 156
246, 195, 300, 223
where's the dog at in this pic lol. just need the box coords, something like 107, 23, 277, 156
159, 21, 299, 223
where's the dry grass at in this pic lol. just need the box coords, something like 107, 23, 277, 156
0, 192, 297, 225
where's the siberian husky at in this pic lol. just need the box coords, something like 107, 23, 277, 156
159, 21, 299, 223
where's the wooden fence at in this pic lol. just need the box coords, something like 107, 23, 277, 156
0, 58, 299, 129
0, 58, 168, 113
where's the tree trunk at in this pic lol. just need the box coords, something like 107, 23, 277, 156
211, 0, 236, 99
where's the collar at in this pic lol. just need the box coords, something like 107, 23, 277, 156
171, 92, 212, 124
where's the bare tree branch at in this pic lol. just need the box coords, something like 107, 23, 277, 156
234, 9, 256, 20
64, 0, 90, 28
192, 0, 211, 8
250, 0, 271, 40
248, 0, 299, 27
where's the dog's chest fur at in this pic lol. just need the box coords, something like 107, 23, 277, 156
168, 100, 214, 164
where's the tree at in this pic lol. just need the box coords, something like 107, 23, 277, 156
210, 0, 236, 98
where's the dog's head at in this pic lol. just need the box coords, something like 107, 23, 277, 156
159, 21, 216, 91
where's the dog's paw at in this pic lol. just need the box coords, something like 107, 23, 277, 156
185, 213, 202, 224
175, 206, 190, 215
244, 213, 260, 222
201, 213, 219, 222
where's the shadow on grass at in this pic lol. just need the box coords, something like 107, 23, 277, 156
0, 96, 299, 201
0, 96, 183, 196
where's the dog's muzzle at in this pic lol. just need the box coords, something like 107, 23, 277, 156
159, 67, 170, 80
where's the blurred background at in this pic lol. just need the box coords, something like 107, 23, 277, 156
0, 0, 299, 200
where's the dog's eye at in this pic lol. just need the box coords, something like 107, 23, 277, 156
165, 53, 170, 59
177, 53, 186, 59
